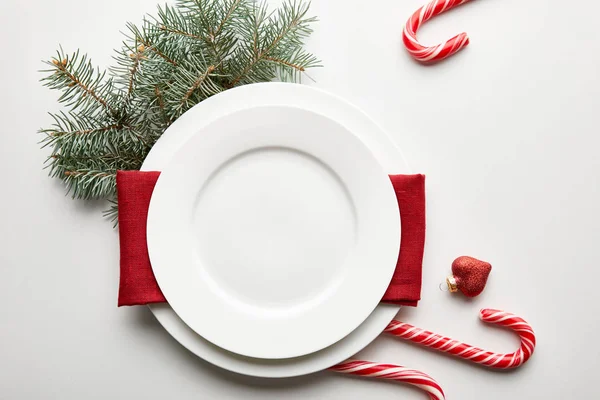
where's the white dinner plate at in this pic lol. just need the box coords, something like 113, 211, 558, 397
147, 105, 400, 359
143, 83, 409, 377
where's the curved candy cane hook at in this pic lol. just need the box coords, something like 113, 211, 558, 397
330, 361, 445, 400
385, 309, 536, 368
403, 0, 474, 63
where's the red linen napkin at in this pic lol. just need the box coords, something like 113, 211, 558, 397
116, 171, 425, 307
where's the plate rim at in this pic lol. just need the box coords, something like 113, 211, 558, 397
143, 82, 408, 378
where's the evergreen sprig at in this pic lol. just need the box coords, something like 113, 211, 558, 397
40, 0, 319, 223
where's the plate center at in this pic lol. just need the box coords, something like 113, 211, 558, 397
193, 147, 357, 312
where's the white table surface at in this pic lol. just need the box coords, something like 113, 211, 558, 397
1, 0, 598, 398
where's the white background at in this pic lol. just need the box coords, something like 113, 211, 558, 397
1, 0, 599, 398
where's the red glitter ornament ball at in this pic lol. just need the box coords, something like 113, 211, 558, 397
447, 256, 492, 297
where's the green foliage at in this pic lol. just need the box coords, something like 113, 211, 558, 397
40, 0, 319, 222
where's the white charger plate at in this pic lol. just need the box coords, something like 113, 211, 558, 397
147, 105, 400, 359
142, 83, 409, 377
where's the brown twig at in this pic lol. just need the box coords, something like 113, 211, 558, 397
181, 65, 216, 105
154, 86, 171, 125
51, 124, 120, 138
64, 170, 113, 178
155, 86, 165, 112
128, 49, 142, 95
52, 119, 150, 149
52, 153, 143, 164
264, 56, 305, 71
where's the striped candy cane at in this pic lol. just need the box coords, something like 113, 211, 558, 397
329, 309, 534, 397
330, 361, 445, 400
385, 309, 536, 368
403, 0, 473, 63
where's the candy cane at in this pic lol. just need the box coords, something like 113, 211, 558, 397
329, 360, 445, 400
385, 309, 536, 368
403, 0, 473, 63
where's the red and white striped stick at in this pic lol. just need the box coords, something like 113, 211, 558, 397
329, 309, 534, 397
403, 0, 473, 63
385, 309, 536, 368
329, 360, 445, 400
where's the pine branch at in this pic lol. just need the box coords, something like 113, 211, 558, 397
226, 0, 316, 87
44, 52, 117, 116
39, 0, 319, 218
41, 111, 146, 157
58, 65, 109, 109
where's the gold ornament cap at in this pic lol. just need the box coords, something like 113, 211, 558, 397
446, 275, 458, 293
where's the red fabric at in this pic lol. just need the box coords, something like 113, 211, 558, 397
381, 174, 426, 305
117, 171, 166, 306
116, 171, 425, 307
